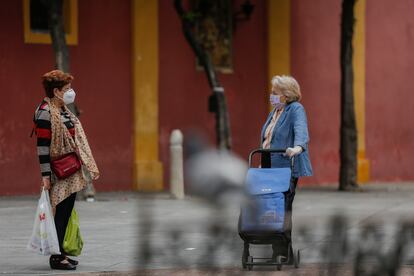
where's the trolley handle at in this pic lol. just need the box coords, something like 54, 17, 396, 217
248, 148, 295, 169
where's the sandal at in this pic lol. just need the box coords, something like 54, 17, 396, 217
49, 255, 76, 270
65, 256, 79, 266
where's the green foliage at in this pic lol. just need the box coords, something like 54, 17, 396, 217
183, 11, 200, 22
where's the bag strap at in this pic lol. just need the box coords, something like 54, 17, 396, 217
30, 103, 43, 138
31, 101, 51, 138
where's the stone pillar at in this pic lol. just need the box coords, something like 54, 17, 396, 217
170, 130, 184, 199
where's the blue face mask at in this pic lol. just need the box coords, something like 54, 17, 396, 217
269, 94, 285, 109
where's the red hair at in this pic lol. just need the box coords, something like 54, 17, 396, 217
41, 70, 74, 98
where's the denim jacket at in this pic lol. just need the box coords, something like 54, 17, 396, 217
261, 101, 313, 177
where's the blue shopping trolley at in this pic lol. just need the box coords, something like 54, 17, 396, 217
239, 148, 300, 271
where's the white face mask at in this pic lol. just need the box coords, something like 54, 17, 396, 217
62, 89, 76, 105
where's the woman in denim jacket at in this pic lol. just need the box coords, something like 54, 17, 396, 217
260, 75, 313, 261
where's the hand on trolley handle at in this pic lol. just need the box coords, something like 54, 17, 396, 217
284, 146, 303, 158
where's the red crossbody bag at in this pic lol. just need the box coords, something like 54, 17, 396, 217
51, 152, 82, 179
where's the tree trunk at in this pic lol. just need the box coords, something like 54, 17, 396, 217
174, 0, 231, 150
46, 0, 79, 116
47, 0, 70, 73
46, 0, 91, 197
339, 0, 358, 190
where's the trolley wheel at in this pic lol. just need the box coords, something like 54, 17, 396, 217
294, 249, 300, 268
277, 264, 282, 271
247, 256, 253, 271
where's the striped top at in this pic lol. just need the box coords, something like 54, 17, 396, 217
33, 100, 76, 177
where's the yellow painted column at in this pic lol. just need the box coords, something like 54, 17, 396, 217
268, 0, 291, 82
353, 0, 370, 183
131, 0, 163, 191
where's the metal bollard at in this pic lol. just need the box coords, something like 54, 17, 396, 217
170, 129, 184, 199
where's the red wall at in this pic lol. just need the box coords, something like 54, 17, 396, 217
292, 0, 414, 184
0, 0, 132, 195
158, 0, 269, 188
3, 0, 411, 195
291, 0, 342, 185
366, 0, 414, 181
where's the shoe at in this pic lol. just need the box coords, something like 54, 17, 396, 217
271, 254, 287, 264
66, 257, 79, 266
50, 260, 76, 270
86, 196, 95, 202
49, 256, 76, 270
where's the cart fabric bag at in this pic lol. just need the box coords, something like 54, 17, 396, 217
27, 188, 61, 255
239, 168, 291, 233
63, 208, 83, 256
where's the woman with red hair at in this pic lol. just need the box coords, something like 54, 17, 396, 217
33, 70, 99, 270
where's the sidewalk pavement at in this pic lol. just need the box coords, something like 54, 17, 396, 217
1, 183, 414, 275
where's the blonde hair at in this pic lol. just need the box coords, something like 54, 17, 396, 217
271, 75, 301, 103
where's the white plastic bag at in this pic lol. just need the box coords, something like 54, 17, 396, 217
27, 188, 61, 255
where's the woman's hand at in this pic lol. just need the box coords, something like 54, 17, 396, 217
42, 177, 51, 190
285, 146, 303, 158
